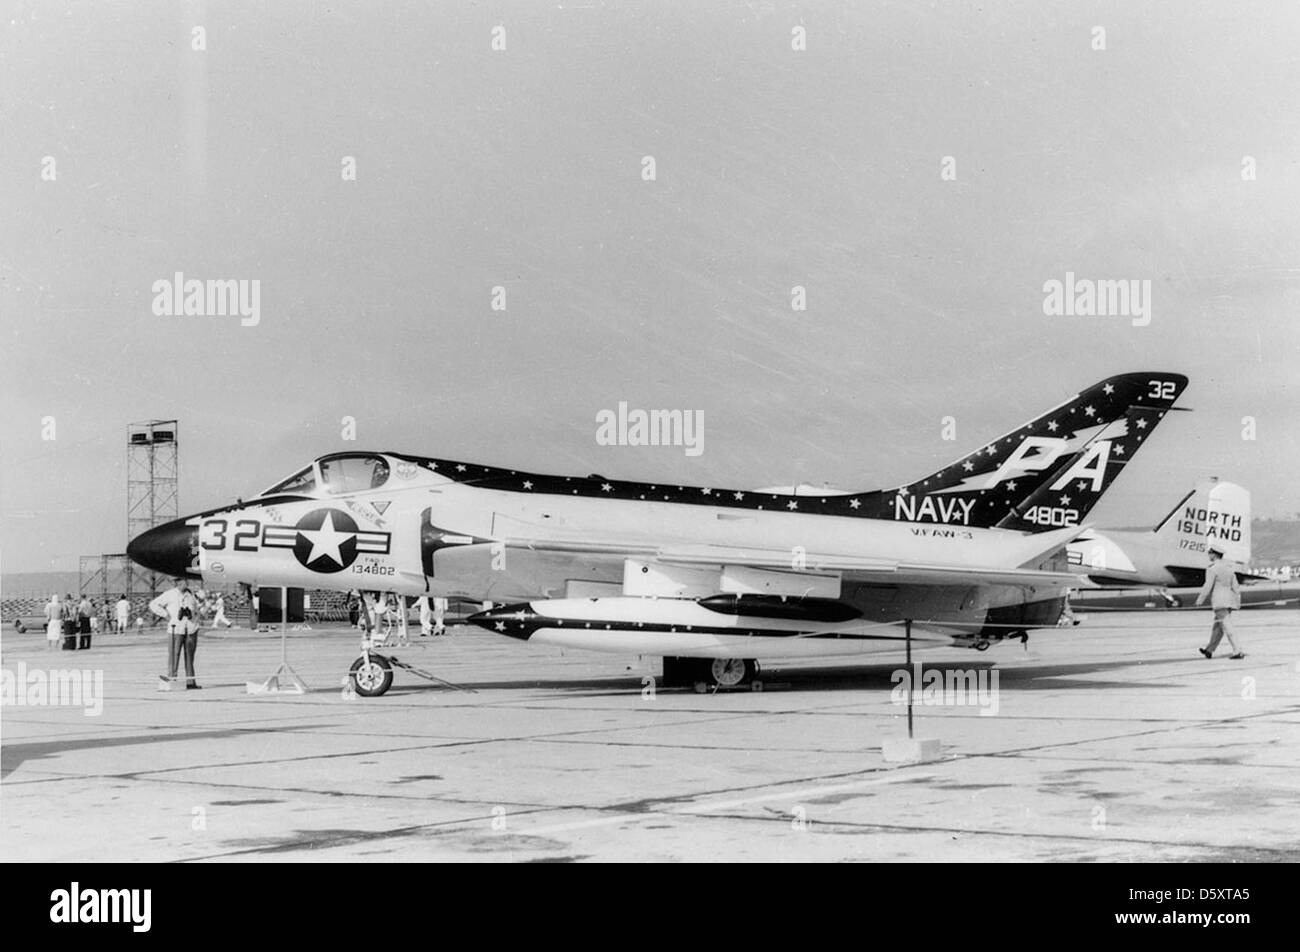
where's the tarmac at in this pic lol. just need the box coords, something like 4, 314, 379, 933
2, 610, 1297, 862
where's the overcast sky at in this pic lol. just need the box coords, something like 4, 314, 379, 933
2, 1, 1298, 573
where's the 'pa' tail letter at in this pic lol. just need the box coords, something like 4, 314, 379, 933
997, 374, 1189, 532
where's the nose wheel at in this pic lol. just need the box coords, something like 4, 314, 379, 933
349, 654, 394, 697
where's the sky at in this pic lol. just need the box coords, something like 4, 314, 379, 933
2, 1, 1298, 573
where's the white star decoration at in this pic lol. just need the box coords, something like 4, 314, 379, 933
1060, 495, 1072, 505
786, 500, 798, 510
522, 481, 533, 489
1114, 445, 1125, 455
494, 621, 505, 631
849, 498, 861, 509
1006, 481, 1018, 491
1135, 418, 1147, 429
300, 512, 351, 566
601, 483, 613, 492
455, 464, 467, 472
1047, 420, 1059, 432
701, 488, 712, 495
1084, 406, 1095, 417
733, 492, 745, 501
1103, 383, 1114, 395
962, 461, 974, 472
898, 486, 909, 497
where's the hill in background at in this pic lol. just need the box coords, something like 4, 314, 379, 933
1252, 518, 1300, 565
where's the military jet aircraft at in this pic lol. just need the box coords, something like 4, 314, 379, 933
127, 372, 1188, 694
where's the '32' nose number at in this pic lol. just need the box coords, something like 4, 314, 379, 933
199, 518, 262, 552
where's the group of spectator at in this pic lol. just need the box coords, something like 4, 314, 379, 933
40, 592, 127, 650
31, 591, 237, 644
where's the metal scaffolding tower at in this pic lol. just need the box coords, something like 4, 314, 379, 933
78, 552, 133, 604
127, 421, 179, 538
77, 420, 180, 610
125, 420, 179, 598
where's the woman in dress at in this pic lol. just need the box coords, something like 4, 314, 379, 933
44, 594, 61, 650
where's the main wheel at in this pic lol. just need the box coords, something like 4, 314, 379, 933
709, 658, 749, 688
349, 654, 394, 697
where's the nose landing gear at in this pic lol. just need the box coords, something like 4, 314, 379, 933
348, 653, 393, 697
345, 640, 475, 698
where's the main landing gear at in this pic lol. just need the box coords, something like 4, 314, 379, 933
662, 656, 763, 693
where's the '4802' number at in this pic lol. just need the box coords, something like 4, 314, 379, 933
1023, 506, 1079, 527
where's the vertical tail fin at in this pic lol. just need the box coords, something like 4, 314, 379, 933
853, 373, 1189, 529
998, 377, 1190, 530
1153, 479, 1251, 564
996, 376, 1189, 532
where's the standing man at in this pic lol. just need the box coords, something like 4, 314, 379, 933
150, 579, 203, 688
77, 593, 94, 649
346, 590, 361, 629
115, 594, 131, 634
61, 593, 78, 650
1197, 547, 1244, 659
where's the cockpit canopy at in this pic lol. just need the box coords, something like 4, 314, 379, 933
261, 453, 394, 498
320, 454, 390, 493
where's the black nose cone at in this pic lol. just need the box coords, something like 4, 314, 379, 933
468, 603, 542, 641
127, 519, 200, 578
